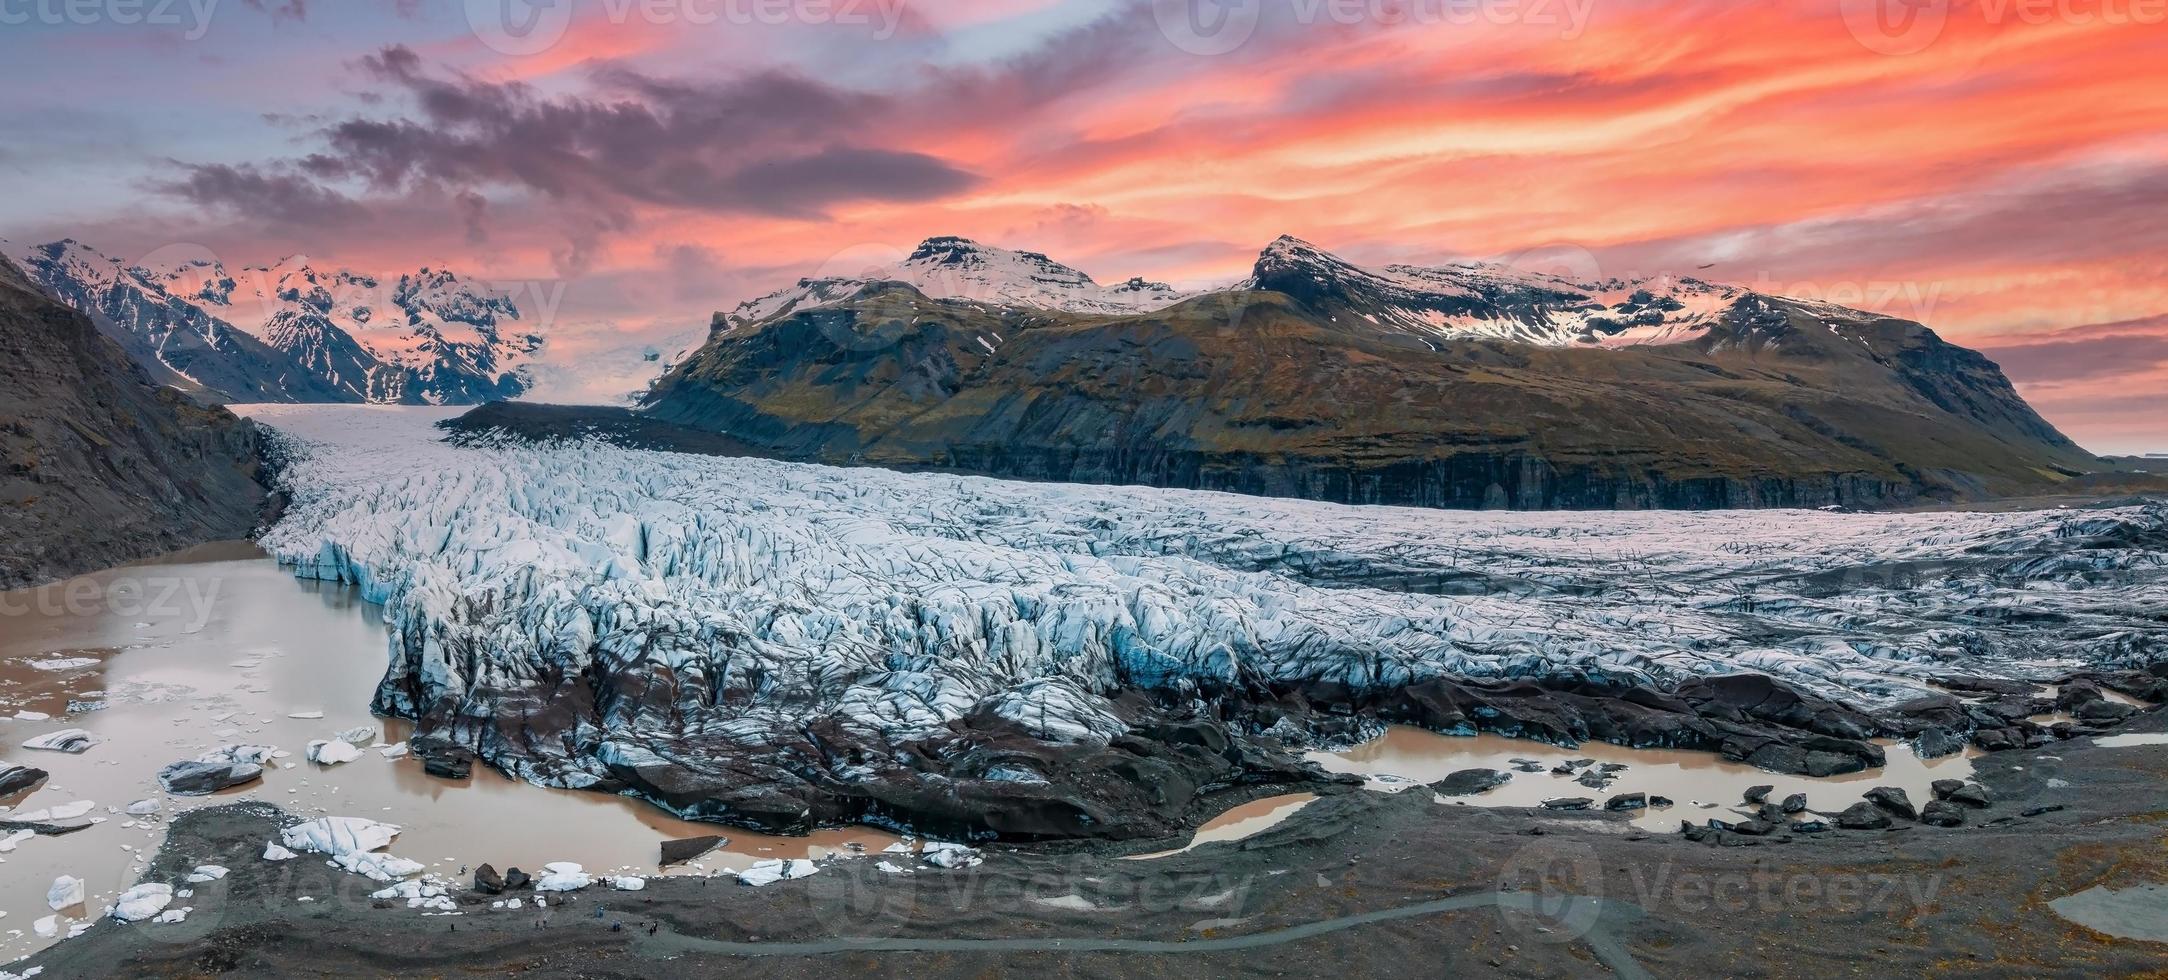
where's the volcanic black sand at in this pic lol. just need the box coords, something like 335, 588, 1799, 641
20, 708, 2168, 979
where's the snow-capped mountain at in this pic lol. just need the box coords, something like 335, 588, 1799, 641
1242, 235, 1744, 348
1, 239, 351, 402
159, 254, 543, 404
720, 236, 1195, 330
2, 238, 544, 406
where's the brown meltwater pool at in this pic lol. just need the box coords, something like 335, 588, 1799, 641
1311, 725, 1979, 830
0, 544, 898, 961
1122, 793, 1318, 861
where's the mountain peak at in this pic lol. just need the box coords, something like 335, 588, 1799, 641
724, 237, 1196, 327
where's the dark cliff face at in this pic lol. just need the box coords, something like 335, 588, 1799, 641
0, 255, 274, 589
637, 255, 2099, 512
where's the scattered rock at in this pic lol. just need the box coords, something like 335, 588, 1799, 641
1780, 793, 1808, 814
1574, 769, 1612, 789
1836, 802, 1894, 830
1431, 769, 1512, 797
1931, 778, 1964, 801
1540, 797, 1593, 811
503, 867, 533, 891
0, 765, 48, 798
1863, 787, 1917, 821
1947, 783, 1992, 808
1604, 793, 1652, 812
2021, 804, 2067, 818
418, 745, 475, 780
1920, 801, 1966, 827
474, 864, 505, 894
1743, 785, 1774, 804
1727, 817, 1779, 837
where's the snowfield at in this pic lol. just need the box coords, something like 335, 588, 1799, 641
245, 405, 2166, 778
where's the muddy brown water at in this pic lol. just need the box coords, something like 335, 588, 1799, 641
0, 544, 899, 962
1311, 726, 1978, 830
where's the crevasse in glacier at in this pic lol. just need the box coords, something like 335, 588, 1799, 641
245, 405, 2167, 833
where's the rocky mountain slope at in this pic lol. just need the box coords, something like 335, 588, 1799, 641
632, 236, 2098, 510
0, 253, 273, 589
3, 239, 543, 406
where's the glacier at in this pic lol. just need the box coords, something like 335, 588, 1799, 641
244, 405, 2167, 839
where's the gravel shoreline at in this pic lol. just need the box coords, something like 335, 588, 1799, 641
19, 707, 2168, 978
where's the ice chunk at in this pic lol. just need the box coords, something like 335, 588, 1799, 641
608, 876, 646, 891
263, 842, 298, 861
22, 729, 97, 753
185, 865, 229, 883
921, 842, 982, 870
110, 883, 173, 922
736, 858, 817, 887
13, 800, 96, 822
534, 862, 591, 892
281, 816, 401, 856
47, 875, 85, 910
306, 740, 363, 766
334, 851, 426, 882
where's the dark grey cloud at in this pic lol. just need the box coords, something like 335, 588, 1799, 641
242, 0, 308, 23
154, 162, 367, 227
200, 45, 978, 227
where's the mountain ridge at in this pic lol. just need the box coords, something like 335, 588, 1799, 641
2, 238, 544, 406
608, 235, 2097, 510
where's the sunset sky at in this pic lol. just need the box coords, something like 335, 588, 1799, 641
1, 0, 2163, 451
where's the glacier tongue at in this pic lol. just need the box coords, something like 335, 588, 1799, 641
244, 405, 2167, 836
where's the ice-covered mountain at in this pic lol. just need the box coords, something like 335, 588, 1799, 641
2, 238, 544, 406
719, 236, 1195, 330
1243, 235, 1744, 348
